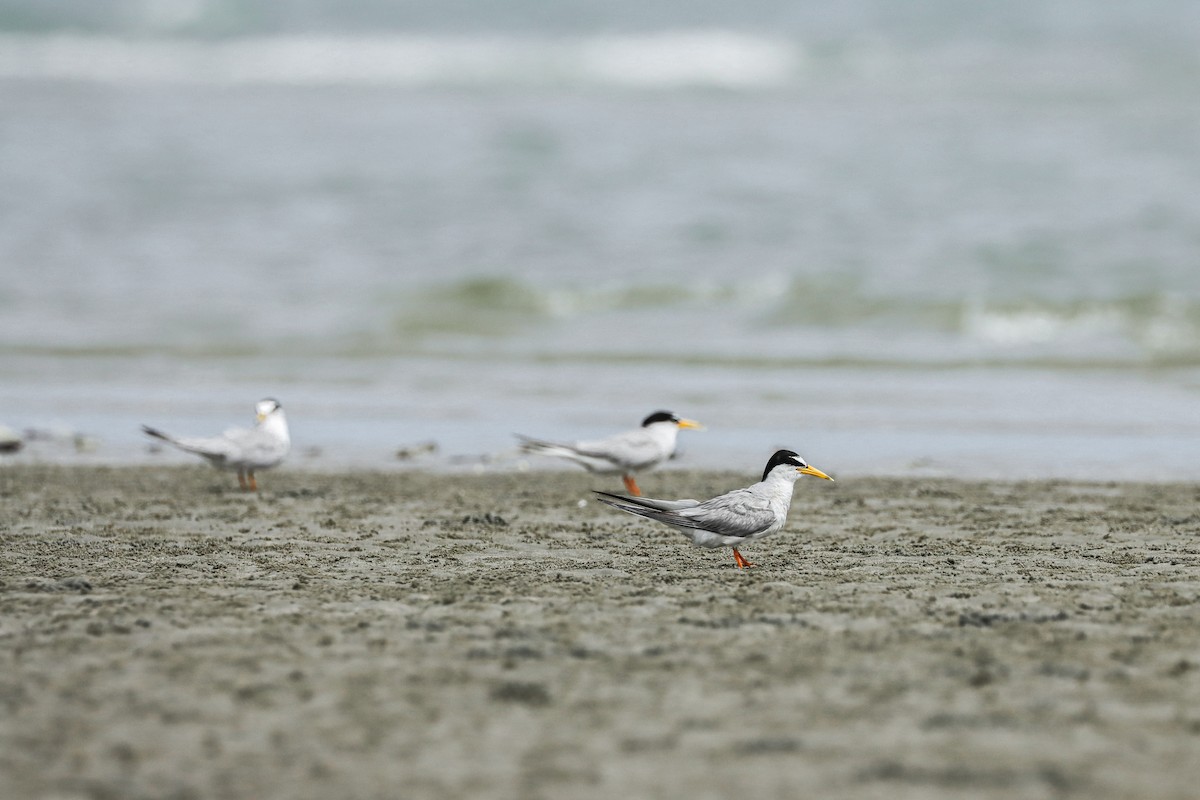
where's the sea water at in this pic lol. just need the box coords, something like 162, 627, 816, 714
1, 2, 1199, 480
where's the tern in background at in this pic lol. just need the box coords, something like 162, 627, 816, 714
517, 410, 703, 496
142, 398, 290, 491
595, 449, 833, 569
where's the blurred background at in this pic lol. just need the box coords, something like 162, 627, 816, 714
1, 0, 1198, 479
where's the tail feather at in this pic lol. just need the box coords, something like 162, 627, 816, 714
141, 425, 171, 442
516, 433, 567, 454
594, 490, 720, 537
593, 491, 681, 526
516, 433, 588, 463
593, 493, 652, 516
594, 490, 659, 510
594, 490, 700, 512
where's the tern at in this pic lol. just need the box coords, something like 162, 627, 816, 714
594, 449, 833, 568
142, 398, 290, 491
517, 410, 703, 496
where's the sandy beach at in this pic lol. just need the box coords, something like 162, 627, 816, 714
3, 464, 1200, 799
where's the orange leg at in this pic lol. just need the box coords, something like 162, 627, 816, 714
732, 548, 756, 569
237, 469, 248, 490
247, 470, 258, 492
622, 474, 642, 496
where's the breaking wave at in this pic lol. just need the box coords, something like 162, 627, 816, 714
0, 30, 1181, 98
0, 31, 801, 90
384, 276, 1200, 366
5, 273, 1199, 367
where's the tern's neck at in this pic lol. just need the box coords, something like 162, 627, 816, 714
259, 411, 290, 443
760, 470, 799, 500
645, 421, 679, 446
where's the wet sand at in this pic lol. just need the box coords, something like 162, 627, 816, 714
3, 465, 1200, 799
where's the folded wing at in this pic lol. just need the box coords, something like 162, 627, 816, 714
595, 487, 777, 539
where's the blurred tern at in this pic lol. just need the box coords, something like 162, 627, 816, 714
595, 449, 833, 569
142, 398, 290, 491
517, 410, 703, 496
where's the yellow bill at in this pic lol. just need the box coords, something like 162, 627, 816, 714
798, 465, 834, 481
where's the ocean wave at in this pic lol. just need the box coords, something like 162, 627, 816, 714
389, 275, 796, 335
0, 31, 801, 89
385, 276, 1200, 364
0, 31, 1182, 100
5, 275, 1198, 367
962, 296, 1200, 360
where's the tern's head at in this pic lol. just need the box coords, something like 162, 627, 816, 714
255, 397, 283, 422
641, 410, 704, 431
762, 449, 834, 483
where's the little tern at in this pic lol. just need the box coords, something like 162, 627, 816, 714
142, 398, 290, 491
595, 449, 833, 568
516, 410, 703, 496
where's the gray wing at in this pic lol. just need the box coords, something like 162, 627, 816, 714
516, 434, 622, 472
673, 488, 778, 538
220, 426, 289, 466
147, 424, 284, 467
571, 428, 666, 470
519, 427, 666, 472
148, 430, 240, 462
595, 487, 775, 538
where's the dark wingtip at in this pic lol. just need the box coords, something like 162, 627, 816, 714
141, 425, 168, 440
515, 433, 549, 452
593, 490, 646, 512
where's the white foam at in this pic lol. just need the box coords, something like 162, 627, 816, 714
0, 32, 802, 89
962, 302, 1125, 347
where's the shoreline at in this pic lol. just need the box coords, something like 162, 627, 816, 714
7, 447, 1200, 485
4, 465, 1200, 799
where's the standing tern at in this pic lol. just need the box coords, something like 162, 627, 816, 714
594, 449, 833, 569
516, 410, 703, 496
142, 398, 290, 491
